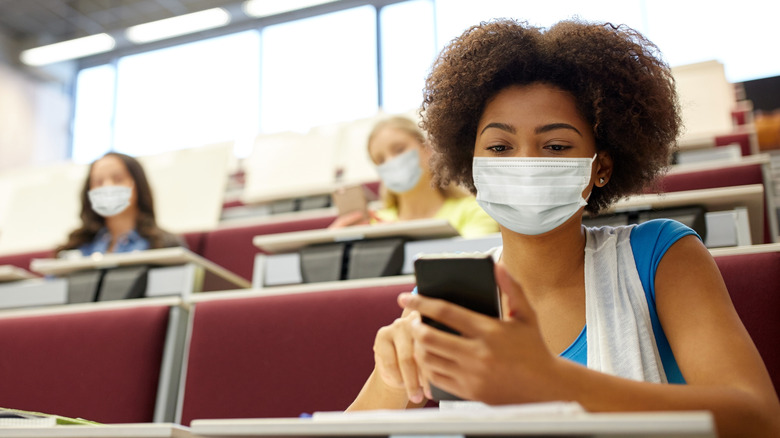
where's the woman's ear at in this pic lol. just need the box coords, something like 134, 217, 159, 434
595, 151, 613, 187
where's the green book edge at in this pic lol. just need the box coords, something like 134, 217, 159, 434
1, 407, 101, 426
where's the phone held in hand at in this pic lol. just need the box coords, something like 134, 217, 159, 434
332, 185, 369, 220
413, 252, 502, 401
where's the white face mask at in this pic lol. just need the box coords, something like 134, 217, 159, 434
88, 185, 132, 217
473, 154, 597, 235
376, 148, 423, 194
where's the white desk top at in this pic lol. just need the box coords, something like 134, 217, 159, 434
0, 264, 37, 282
709, 242, 780, 257
667, 152, 770, 174
29, 247, 250, 289
253, 218, 459, 254
607, 184, 764, 244
0, 423, 192, 438
190, 274, 416, 303
191, 410, 715, 437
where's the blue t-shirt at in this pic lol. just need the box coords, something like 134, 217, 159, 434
78, 227, 150, 255
412, 219, 697, 384
560, 219, 697, 384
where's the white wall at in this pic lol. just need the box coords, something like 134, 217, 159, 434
0, 32, 72, 172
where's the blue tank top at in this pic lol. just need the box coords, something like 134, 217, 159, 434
561, 219, 697, 384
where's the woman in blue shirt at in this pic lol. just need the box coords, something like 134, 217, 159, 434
58, 152, 182, 255
348, 19, 780, 438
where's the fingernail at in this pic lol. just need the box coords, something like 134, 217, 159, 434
398, 293, 412, 306
410, 390, 423, 403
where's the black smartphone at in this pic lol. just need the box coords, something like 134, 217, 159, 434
413, 253, 502, 401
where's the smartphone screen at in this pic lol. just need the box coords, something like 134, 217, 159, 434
414, 255, 501, 335
413, 254, 501, 401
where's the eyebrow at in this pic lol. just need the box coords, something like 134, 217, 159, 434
479, 122, 583, 137
535, 123, 582, 137
480, 122, 515, 136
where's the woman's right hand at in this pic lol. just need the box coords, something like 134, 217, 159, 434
373, 304, 427, 404
328, 210, 372, 229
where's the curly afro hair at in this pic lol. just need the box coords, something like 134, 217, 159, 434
420, 18, 681, 214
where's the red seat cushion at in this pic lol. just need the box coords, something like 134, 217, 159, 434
715, 132, 751, 156
715, 251, 780, 397
180, 283, 413, 425
200, 215, 336, 282
0, 305, 171, 423
0, 249, 55, 271
182, 231, 206, 256
648, 163, 772, 243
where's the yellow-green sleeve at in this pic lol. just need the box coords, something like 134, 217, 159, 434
372, 207, 399, 224
435, 197, 499, 238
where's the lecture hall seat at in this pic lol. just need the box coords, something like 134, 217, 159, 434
0, 249, 54, 271
715, 132, 754, 156
714, 250, 780, 397
0, 304, 171, 423
179, 282, 413, 425
648, 162, 774, 243
199, 215, 336, 282
181, 231, 207, 257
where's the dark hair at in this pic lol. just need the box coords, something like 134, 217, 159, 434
58, 152, 180, 252
420, 18, 681, 214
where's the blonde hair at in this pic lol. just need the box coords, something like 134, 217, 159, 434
368, 116, 469, 210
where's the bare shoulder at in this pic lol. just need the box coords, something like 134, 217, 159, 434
654, 236, 775, 391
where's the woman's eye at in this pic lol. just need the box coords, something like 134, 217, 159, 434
487, 145, 509, 152
545, 144, 569, 152
392, 144, 407, 155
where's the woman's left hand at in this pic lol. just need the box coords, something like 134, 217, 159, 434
399, 262, 565, 404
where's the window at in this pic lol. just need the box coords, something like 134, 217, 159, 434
642, 0, 780, 82
434, 0, 645, 53
112, 30, 260, 157
69, 0, 780, 162
259, 5, 378, 133
71, 64, 116, 163
379, 0, 435, 114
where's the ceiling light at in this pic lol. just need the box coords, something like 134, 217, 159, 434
20, 33, 116, 66
126, 8, 231, 44
242, 0, 337, 18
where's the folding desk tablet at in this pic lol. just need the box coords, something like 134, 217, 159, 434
0, 264, 36, 282
604, 184, 764, 247
0, 423, 193, 438
30, 247, 251, 303
190, 406, 716, 438
252, 218, 460, 287
0, 264, 67, 309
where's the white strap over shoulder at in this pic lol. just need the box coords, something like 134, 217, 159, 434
584, 226, 667, 383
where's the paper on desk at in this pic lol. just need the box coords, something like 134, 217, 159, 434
311, 401, 585, 422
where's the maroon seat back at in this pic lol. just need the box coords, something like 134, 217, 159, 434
715, 132, 751, 156
715, 251, 780, 397
182, 231, 207, 256
180, 283, 413, 425
200, 215, 336, 282
0, 249, 55, 271
0, 305, 171, 423
648, 163, 772, 243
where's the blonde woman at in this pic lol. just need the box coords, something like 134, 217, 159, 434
330, 116, 498, 238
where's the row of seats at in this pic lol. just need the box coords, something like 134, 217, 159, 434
0, 248, 777, 425
649, 155, 777, 244
1, 153, 776, 290
0, 212, 338, 284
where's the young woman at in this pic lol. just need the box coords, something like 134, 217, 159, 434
348, 19, 780, 438
330, 116, 498, 238
58, 152, 182, 255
